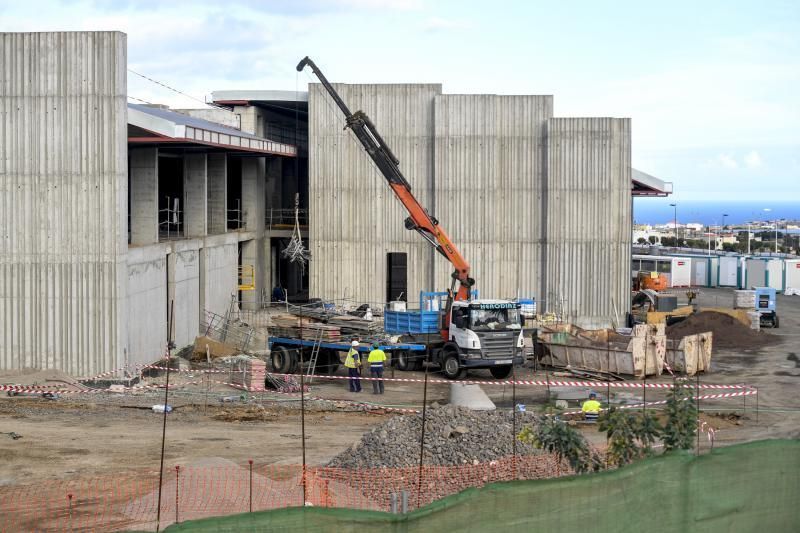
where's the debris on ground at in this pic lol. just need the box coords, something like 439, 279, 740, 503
212, 404, 279, 422
327, 406, 544, 468
666, 311, 778, 351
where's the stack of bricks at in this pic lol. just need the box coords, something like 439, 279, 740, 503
232, 358, 267, 390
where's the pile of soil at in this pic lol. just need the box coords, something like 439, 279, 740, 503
666, 311, 778, 351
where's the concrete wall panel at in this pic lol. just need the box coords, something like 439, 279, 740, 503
0, 32, 128, 375
127, 246, 167, 366
199, 235, 239, 318
308, 83, 442, 304
168, 241, 201, 349
545, 117, 632, 328
433, 94, 552, 300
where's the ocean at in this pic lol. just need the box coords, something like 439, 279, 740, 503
633, 200, 800, 226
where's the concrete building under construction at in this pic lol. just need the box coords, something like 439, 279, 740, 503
0, 31, 670, 376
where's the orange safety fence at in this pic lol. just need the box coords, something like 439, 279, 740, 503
0, 455, 566, 532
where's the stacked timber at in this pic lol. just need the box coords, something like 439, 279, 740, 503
327, 315, 383, 336
271, 314, 341, 341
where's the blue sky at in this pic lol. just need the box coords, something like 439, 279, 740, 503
1, 0, 798, 201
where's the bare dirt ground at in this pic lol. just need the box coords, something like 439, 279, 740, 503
1, 287, 798, 487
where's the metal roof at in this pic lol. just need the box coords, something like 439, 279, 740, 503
127, 103, 297, 156
211, 90, 308, 104
632, 168, 672, 197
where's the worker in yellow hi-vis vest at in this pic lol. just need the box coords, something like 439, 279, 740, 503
582, 392, 601, 422
367, 343, 387, 395
344, 340, 362, 393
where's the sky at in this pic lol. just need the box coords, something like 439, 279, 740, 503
1, 0, 798, 202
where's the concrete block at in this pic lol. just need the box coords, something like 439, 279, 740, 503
449, 383, 496, 411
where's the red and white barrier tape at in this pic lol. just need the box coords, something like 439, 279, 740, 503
141, 365, 755, 391
209, 380, 421, 414
560, 389, 758, 417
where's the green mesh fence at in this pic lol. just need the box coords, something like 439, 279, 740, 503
160, 439, 800, 533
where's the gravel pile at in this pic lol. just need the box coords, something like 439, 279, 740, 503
328, 405, 543, 468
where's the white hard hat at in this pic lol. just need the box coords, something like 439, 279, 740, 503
351, 340, 359, 347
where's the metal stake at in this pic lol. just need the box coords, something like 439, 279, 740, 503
156, 299, 175, 532
175, 466, 180, 525
249, 460, 254, 513
417, 336, 430, 510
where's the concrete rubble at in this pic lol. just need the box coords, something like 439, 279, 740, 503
327, 406, 543, 468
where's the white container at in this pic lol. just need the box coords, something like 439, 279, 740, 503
388, 301, 407, 312
718, 256, 740, 287
745, 258, 783, 291
747, 311, 761, 331
669, 258, 692, 287
733, 290, 756, 309
632, 254, 692, 288
784, 259, 800, 292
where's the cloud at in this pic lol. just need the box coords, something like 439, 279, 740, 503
744, 150, 763, 168
420, 16, 471, 32
716, 154, 739, 169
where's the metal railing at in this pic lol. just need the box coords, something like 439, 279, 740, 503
267, 208, 308, 230
159, 196, 183, 241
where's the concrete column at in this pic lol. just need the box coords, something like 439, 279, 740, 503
129, 147, 159, 245
265, 156, 283, 212
241, 157, 265, 233
207, 153, 227, 235
184, 153, 208, 238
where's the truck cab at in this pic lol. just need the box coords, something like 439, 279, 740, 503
385, 293, 525, 379
446, 300, 525, 379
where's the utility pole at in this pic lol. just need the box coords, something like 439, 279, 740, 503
747, 224, 751, 255
670, 203, 677, 247
775, 221, 779, 254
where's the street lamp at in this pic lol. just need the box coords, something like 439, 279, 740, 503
722, 213, 728, 230
670, 203, 677, 247
763, 208, 774, 254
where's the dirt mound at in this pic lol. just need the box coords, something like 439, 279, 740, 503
327, 406, 546, 468
666, 311, 778, 351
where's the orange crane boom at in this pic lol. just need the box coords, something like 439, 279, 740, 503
297, 57, 475, 310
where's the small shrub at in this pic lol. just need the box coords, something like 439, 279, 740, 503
518, 418, 596, 473
663, 378, 698, 451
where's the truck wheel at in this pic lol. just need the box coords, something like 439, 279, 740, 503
490, 365, 513, 379
270, 346, 292, 374
442, 353, 464, 380
287, 348, 300, 374
319, 349, 340, 375
396, 350, 412, 371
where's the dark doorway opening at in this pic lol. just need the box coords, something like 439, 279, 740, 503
227, 157, 243, 230
271, 237, 309, 302
158, 154, 184, 241
386, 252, 408, 303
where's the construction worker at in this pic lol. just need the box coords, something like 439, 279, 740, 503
344, 340, 362, 393
582, 392, 602, 422
367, 342, 387, 395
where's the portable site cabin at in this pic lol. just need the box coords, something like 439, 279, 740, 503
674, 255, 720, 288
718, 255, 747, 288
632, 255, 693, 288
784, 259, 800, 292
745, 258, 783, 291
